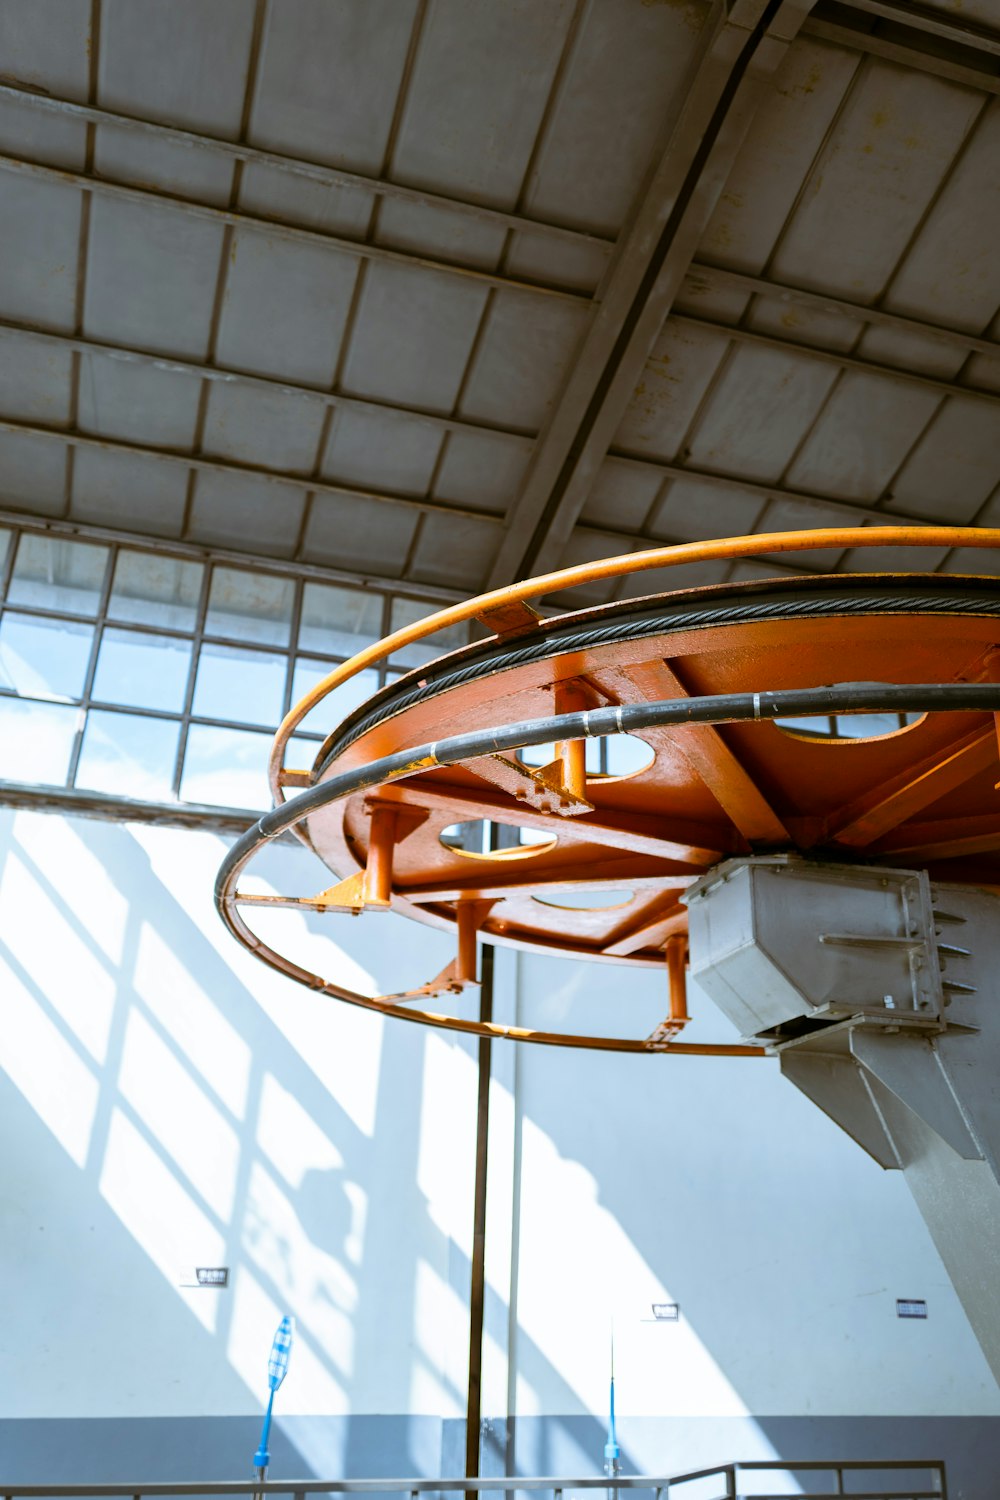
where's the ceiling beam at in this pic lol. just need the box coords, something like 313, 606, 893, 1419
0, 507, 469, 603
0, 81, 612, 257
0, 154, 589, 305
803, 16, 1000, 97
483, 0, 818, 589
0, 416, 503, 526
670, 310, 1000, 412
0, 315, 536, 446
683, 262, 1000, 363
837, 0, 1000, 59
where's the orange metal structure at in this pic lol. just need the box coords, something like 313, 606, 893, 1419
218, 528, 1000, 1052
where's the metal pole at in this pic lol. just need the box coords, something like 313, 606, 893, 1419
466, 942, 496, 1488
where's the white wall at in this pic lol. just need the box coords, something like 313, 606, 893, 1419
0, 806, 997, 1460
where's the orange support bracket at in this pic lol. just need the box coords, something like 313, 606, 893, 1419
383, 900, 497, 1001
311, 804, 399, 912
645, 932, 690, 1047
983, 648, 1000, 790
531, 679, 596, 813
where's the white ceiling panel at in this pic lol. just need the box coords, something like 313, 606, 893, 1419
0, 174, 82, 331
77, 352, 201, 447
458, 290, 590, 430
302, 493, 420, 576
0, 430, 65, 514
699, 36, 861, 274
340, 261, 489, 412
83, 195, 224, 358
855, 322, 970, 381
186, 471, 308, 558
388, 0, 575, 207
881, 98, 1000, 333
433, 429, 530, 516
0, 331, 72, 426
519, 0, 713, 235
215, 227, 362, 384
784, 369, 942, 501
238, 163, 375, 239
99, 0, 258, 135
770, 61, 985, 301
580, 459, 665, 533
93, 126, 235, 206
503, 230, 610, 296
407, 510, 500, 590
613, 321, 731, 462
250, 0, 420, 173
648, 478, 767, 543
201, 384, 328, 475
883, 396, 1000, 522
70, 448, 188, 535
685, 344, 839, 482
0, 95, 87, 169
321, 405, 444, 500
374, 198, 507, 273
744, 295, 863, 354
0, 0, 91, 99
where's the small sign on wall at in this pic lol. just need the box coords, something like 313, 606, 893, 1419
651, 1303, 680, 1321
179, 1266, 230, 1288
896, 1299, 927, 1319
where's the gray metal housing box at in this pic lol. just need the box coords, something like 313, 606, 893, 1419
683, 857, 943, 1040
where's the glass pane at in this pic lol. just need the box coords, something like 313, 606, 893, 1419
0, 698, 78, 785
108, 550, 203, 631
389, 596, 468, 669
75, 710, 180, 801
0, 527, 11, 576
834, 713, 904, 740
181, 723, 273, 810
604, 734, 655, 777
192, 642, 286, 727
285, 734, 324, 776
92, 627, 192, 712
0, 613, 93, 699
205, 567, 294, 647
774, 715, 834, 736
291, 659, 379, 737
299, 581, 383, 657
8, 533, 109, 615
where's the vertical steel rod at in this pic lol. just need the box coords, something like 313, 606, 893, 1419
466, 941, 495, 1487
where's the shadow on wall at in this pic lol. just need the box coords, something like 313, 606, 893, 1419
0, 809, 602, 1483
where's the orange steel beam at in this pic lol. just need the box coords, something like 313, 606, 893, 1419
645, 932, 690, 1046
270, 526, 1000, 799
871, 813, 1000, 863
371, 779, 726, 866
823, 725, 996, 849
403, 871, 698, 904
666, 932, 689, 1030
607, 659, 790, 844
603, 902, 689, 959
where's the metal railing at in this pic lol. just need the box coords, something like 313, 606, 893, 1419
0, 1458, 947, 1500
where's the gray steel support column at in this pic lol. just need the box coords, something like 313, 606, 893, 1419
687, 860, 1000, 1383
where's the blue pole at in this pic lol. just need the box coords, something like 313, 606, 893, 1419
254, 1388, 275, 1472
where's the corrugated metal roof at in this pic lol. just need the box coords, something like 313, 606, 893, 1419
0, 0, 996, 602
